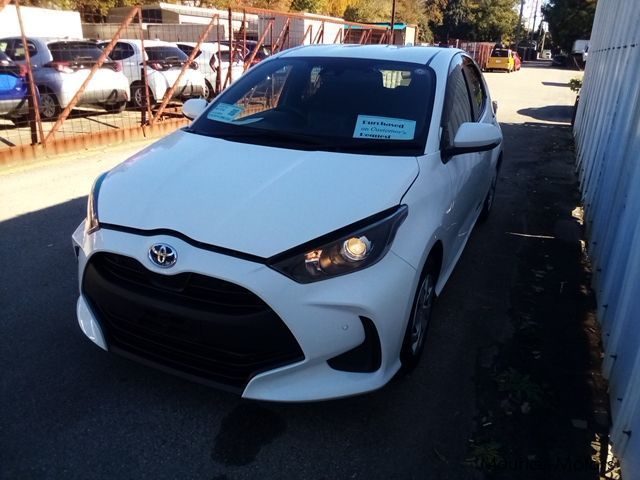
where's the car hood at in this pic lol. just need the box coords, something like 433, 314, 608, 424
98, 129, 419, 258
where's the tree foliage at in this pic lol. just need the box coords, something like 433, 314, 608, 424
541, 0, 597, 52
437, 0, 519, 42
290, 0, 325, 13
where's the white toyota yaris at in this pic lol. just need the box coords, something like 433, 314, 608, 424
72, 45, 502, 401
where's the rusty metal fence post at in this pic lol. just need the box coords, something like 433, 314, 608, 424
14, 0, 44, 146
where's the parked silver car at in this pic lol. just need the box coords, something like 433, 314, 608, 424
0, 37, 130, 120
102, 39, 206, 108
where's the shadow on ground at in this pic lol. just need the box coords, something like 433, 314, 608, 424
465, 122, 610, 480
518, 106, 574, 123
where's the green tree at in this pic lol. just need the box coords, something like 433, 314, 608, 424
541, 0, 597, 52
439, 0, 473, 40
290, 0, 325, 13
438, 0, 519, 42
470, 0, 519, 42
343, 0, 391, 22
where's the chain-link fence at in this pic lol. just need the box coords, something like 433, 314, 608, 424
0, 2, 390, 163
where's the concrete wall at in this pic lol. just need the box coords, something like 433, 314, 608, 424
0, 5, 82, 39
572, 0, 640, 477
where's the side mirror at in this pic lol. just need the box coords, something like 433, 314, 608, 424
445, 122, 502, 158
182, 98, 208, 120
492, 100, 498, 114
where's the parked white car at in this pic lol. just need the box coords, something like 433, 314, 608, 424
0, 37, 130, 119
176, 42, 245, 99
103, 39, 206, 108
73, 45, 503, 401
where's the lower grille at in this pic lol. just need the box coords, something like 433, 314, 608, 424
82, 252, 304, 390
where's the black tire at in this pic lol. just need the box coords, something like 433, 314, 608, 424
102, 101, 126, 113
10, 115, 30, 128
400, 259, 438, 371
478, 170, 498, 223
131, 83, 153, 109
38, 89, 60, 120
203, 80, 215, 101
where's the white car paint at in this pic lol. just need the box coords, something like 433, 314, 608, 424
105, 39, 206, 106
73, 45, 503, 401
176, 42, 245, 96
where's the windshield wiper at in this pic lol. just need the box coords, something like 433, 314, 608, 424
189, 127, 326, 146
326, 140, 424, 153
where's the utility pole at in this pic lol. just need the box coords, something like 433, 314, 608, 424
388, 0, 397, 45
531, 0, 540, 41
515, 0, 525, 47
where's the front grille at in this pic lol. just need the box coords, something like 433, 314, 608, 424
83, 252, 304, 390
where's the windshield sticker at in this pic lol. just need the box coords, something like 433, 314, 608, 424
207, 103, 243, 123
353, 115, 416, 140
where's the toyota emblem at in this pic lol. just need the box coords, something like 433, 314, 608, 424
148, 243, 177, 268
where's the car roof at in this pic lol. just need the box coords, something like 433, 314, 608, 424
176, 42, 230, 52
277, 44, 460, 66
0, 37, 86, 44
116, 39, 179, 48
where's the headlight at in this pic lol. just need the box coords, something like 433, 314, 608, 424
268, 205, 408, 283
86, 172, 108, 234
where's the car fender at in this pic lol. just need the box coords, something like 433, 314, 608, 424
391, 152, 453, 296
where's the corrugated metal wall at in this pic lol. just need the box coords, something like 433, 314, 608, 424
573, 0, 640, 476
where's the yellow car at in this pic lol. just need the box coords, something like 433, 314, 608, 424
486, 48, 515, 72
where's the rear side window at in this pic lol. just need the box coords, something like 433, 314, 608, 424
109, 42, 134, 61
7, 39, 38, 61
462, 59, 486, 120
145, 46, 188, 62
177, 44, 200, 58
48, 42, 104, 62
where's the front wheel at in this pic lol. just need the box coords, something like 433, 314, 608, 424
400, 262, 437, 371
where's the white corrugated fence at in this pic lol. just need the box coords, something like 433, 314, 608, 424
573, 0, 640, 477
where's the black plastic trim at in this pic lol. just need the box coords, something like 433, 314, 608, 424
267, 205, 407, 267
327, 316, 382, 373
82, 252, 305, 390
443, 139, 502, 158
99, 224, 267, 264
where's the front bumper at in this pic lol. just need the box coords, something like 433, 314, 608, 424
0, 97, 29, 117
72, 223, 417, 402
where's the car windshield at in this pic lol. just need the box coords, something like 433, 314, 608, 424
48, 42, 105, 62
145, 46, 188, 62
188, 56, 435, 156
491, 49, 509, 58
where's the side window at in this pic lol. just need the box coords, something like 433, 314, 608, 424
7, 39, 37, 61
462, 59, 486, 120
442, 62, 473, 148
109, 42, 134, 61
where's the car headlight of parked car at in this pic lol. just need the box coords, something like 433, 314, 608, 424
269, 205, 408, 283
86, 172, 108, 234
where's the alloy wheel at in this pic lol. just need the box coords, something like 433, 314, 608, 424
409, 273, 435, 355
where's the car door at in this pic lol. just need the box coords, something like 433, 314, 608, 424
110, 42, 139, 83
461, 56, 494, 194
440, 54, 489, 257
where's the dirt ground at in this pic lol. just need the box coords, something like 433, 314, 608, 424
465, 63, 617, 479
